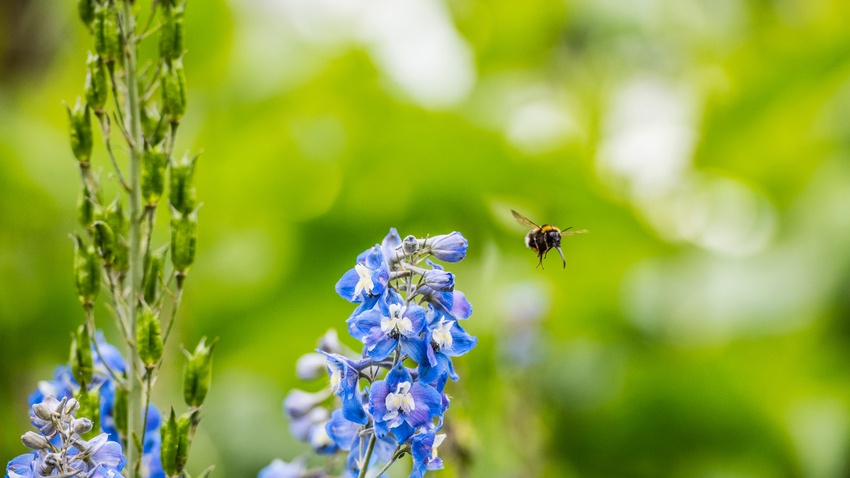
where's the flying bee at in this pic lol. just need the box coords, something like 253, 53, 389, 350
511, 209, 587, 269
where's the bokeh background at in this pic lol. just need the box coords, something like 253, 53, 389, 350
3, 0, 850, 476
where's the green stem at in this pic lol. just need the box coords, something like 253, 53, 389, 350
373, 446, 407, 477
121, 0, 144, 475
357, 433, 377, 478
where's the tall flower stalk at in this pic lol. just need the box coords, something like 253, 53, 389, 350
6, 1, 214, 477
263, 229, 477, 478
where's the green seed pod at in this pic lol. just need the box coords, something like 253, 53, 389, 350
77, 183, 96, 228
84, 53, 108, 112
141, 104, 166, 146
161, 407, 191, 476
74, 385, 101, 440
70, 324, 93, 387
170, 209, 197, 275
142, 147, 168, 206
67, 99, 93, 164
100, 198, 129, 273
78, 0, 95, 28
161, 59, 187, 123
169, 153, 198, 215
94, 1, 121, 62
136, 305, 164, 367
113, 384, 127, 437
73, 235, 100, 305
159, 3, 185, 64
91, 220, 115, 265
183, 337, 217, 407
144, 245, 168, 305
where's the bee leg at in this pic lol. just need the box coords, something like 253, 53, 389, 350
536, 253, 544, 269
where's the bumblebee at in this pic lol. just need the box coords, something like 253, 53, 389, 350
511, 209, 586, 269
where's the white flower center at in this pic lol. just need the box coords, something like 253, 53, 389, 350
383, 381, 415, 423
432, 320, 454, 350
328, 362, 343, 393
432, 433, 446, 459
381, 304, 414, 337
353, 263, 374, 299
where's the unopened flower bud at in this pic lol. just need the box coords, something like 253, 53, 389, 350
73, 235, 100, 305
161, 408, 191, 476
64, 397, 80, 416
169, 153, 198, 215
91, 220, 115, 264
84, 53, 108, 112
72, 417, 93, 435
67, 99, 93, 165
295, 353, 327, 380
33, 402, 53, 421
99, 197, 128, 273
70, 324, 94, 386
78, 0, 95, 28
381, 228, 402, 264
74, 387, 100, 440
41, 453, 61, 474
141, 104, 166, 146
21, 431, 49, 450
426, 232, 468, 262
137, 305, 164, 367
159, 3, 185, 63
161, 59, 187, 123
284, 389, 330, 419
94, 1, 121, 62
403, 235, 418, 255
317, 329, 340, 353
183, 336, 216, 407
144, 245, 167, 305
170, 209, 198, 275
142, 147, 168, 206
77, 182, 96, 228
424, 268, 455, 292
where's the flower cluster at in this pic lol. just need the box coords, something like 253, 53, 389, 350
268, 229, 476, 478
7, 333, 164, 478
6, 395, 125, 478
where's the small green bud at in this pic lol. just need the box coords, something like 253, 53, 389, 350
161, 408, 192, 476
144, 245, 167, 305
161, 59, 187, 123
70, 324, 93, 387
142, 147, 168, 206
159, 3, 185, 63
67, 99, 93, 164
136, 305, 164, 367
78, 0, 95, 28
169, 153, 198, 215
91, 220, 115, 265
77, 183, 96, 228
141, 104, 166, 146
113, 384, 127, 437
170, 209, 198, 275
84, 53, 108, 112
74, 386, 101, 440
183, 337, 217, 407
94, 1, 122, 62
73, 235, 100, 305
99, 197, 129, 273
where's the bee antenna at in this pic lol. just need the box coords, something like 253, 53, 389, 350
561, 226, 572, 232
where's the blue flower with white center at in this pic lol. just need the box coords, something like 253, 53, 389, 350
410, 430, 446, 478
425, 232, 468, 262
350, 291, 428, 364
369, 364, 442, 443
420, 317, 478, 383
71, 433, 126, 477
335, 246, 389, 306
321, 352, 369, 425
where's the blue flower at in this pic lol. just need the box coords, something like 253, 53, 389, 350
420, 318, 477, 382
321, 352, 369, 425
5, 452, 36, 478
349, 290, 429, 364
426, 232, 468, 262
335, 246, 389, 306
369, 364, 442, 443
258, 458, 306, 478
381, 228, 402, 265
67, 433, 126, 478
410, 430, 446, 478
422, 260, 454, 292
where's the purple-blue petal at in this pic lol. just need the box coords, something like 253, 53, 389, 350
335, 268, 361, 303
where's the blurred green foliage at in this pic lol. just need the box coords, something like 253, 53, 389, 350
3, 0, 850, 476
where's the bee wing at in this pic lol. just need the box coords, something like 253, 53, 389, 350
561, 229, 588, 236
511, 210, 539, 228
